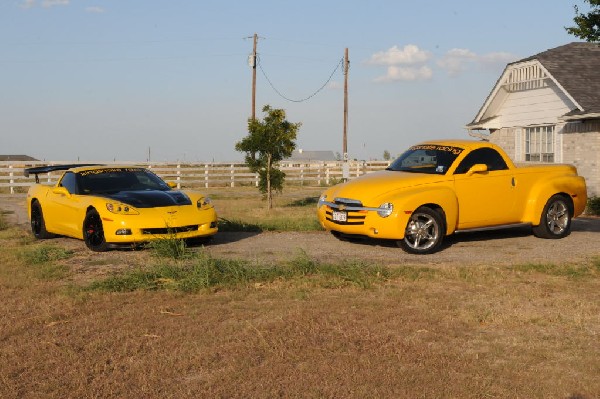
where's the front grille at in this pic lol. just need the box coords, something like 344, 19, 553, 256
141, 225, 199, 235
325, 198, 366, 225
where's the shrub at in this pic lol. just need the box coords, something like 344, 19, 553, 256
586, 196, 600, 216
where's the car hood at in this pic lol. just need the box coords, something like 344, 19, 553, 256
327, 170, 449, 204
99, 190, 192, 208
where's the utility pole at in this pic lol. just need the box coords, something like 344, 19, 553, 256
250, 33, 258, 120
342, 48, 350, 180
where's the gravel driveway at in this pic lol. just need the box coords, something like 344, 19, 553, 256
3, 195, 599, 267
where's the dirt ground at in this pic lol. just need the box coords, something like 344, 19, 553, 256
2, 194, 600, 269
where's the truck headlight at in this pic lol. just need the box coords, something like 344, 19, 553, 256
377, 202, 393, 218
318, 195, 327, 208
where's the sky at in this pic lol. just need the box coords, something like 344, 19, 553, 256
0, 0, 590, 162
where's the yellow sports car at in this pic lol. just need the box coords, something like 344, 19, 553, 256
317, 140, 587, 254
25, 164, 218, 251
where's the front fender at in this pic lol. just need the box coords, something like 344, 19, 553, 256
381, 185, 459, 236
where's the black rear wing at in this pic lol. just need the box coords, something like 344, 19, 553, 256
24, 164, 102, 183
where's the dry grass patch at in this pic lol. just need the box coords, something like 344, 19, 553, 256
1, 199, 600, 398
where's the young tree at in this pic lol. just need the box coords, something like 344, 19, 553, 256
235, 105, 301, 209
383, 150, 391, 161
566, 0, 600, 42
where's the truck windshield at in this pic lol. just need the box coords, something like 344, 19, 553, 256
386, 145, 464, 175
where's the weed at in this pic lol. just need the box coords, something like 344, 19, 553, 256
218, 218, 262, 232
149, 232, 188, 259
286, 197, 319, 207
20, 244, 73, 265
87, 251, 393, 293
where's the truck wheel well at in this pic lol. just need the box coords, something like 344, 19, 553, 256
554, 193, 574, 216
419, 203, 447, 233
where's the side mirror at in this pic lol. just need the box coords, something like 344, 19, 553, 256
167, 182, 177, 189
52, 186, 71, 197
466, 164, 488, 176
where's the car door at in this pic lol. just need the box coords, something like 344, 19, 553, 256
453, 148, 519, 229
43, 172, 85, 237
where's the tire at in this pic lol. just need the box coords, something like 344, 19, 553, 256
398, 206, 444, 254
30, 201, 54, 239
83, 209, 109, 252
532, 195, 572, 239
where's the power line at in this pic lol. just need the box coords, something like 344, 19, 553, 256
257, 56, 344, 103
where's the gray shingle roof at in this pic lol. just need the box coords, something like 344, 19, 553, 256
514, 42, 600, 116
0, 155, 39, 161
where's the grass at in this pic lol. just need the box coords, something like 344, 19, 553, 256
17, 244, 74, 280
0, 210, 9, 231
210, 186, 324, 232
87, 250, 393, 293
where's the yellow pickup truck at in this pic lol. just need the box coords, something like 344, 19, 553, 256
317, 139, 587, 254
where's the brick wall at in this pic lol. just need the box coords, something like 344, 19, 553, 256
488, 123, 600, 197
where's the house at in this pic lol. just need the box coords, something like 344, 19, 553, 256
288, 149, 337, 162
0, 155, 38, 162
466, 42, 600, 197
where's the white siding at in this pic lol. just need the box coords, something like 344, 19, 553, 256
492, 85, 574, 127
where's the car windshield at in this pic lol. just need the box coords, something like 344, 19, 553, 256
76, 167, 171, 194
386, 145, 464, 175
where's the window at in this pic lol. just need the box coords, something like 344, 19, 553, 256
59, 172, 79, 194
454, 148, 508, 174
525, 126, 554, 162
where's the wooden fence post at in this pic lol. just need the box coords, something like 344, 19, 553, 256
176, 163, 181, 189
9, 165, 14, 195
230, 164, 235, 188
204, 164, 209, 189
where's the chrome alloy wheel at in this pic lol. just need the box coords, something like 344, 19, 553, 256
403, 211, 440, 252
545, 199, 569, 235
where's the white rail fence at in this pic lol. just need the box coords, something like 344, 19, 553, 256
0, 160, 391, 194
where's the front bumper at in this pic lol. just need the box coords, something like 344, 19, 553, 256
317, 199, 408, 240
100, 206, 218, 244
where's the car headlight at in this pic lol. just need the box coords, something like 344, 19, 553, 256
377, 202, 393, 218
197, 197, 212, 209
318, 195, 327, 208
105, 202, 139, 215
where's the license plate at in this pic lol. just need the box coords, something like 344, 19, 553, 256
332, 210, 347, 222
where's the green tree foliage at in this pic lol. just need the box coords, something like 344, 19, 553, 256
566, 0, 600, 42
236, 105, 301, 209
383, 150, 391, 161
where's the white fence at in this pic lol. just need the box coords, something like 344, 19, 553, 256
0, 160, 391, 194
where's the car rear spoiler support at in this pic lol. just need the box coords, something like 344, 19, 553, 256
24, 164, 102, 183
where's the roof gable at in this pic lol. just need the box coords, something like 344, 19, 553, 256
469, 42, 600, 128
519, 42, 600, 116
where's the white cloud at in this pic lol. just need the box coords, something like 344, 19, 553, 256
374, 65, 433, 83
438, 48, 518, 77
41, 0, 69, 7
327, 81, 343, 90
85, 6, 105, 13
479, 52, 518, 68
367, 44, 431, 66
20, 0, 70, 8
20, 0, 36, 8
437, 48, 477, 77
